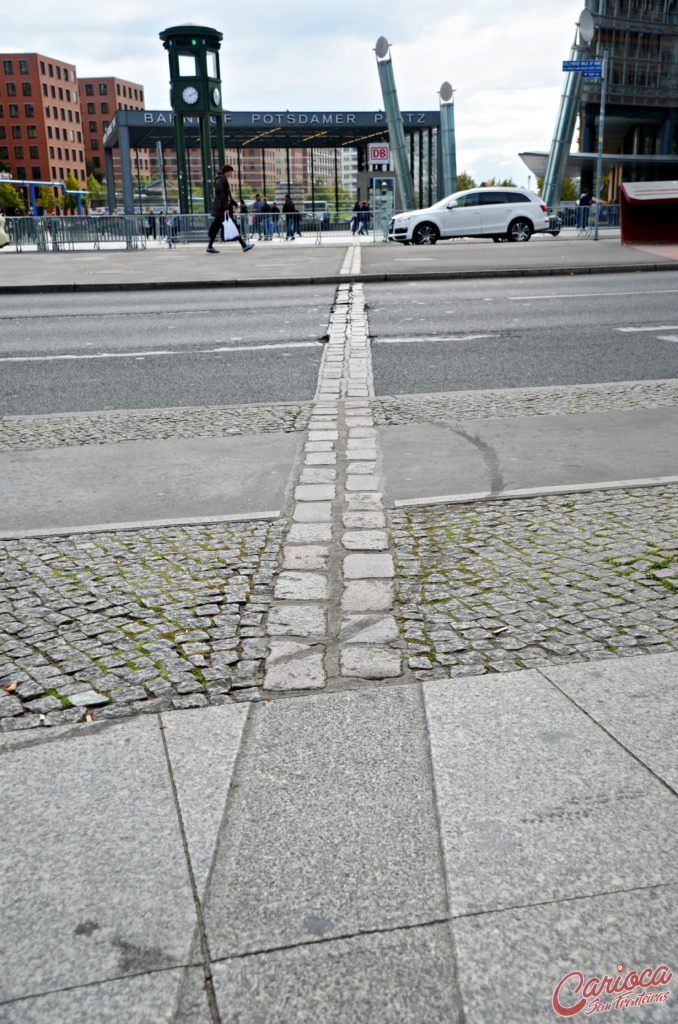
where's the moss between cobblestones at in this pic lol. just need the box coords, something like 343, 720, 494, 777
43, 688, 73, 709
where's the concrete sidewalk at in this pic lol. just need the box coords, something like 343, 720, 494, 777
1, 229, 677, 292
1, 654, 676, 1023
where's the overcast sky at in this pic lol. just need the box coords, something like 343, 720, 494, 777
5, 0, 584, 187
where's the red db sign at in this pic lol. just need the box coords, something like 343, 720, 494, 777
368, 143, 390, 164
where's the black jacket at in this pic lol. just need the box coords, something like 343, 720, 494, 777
212, 173, 237, 217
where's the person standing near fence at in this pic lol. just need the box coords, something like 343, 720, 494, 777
0, 209, 10, 250
207, 165, 254, 254
283, 194, 297, 240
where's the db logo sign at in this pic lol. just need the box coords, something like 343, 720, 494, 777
368, 143, 390, 164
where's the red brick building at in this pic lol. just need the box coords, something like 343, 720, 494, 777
78, 75, 150, 179
0, 52, 86, 184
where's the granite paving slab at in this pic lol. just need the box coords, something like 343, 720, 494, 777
160, 704, 250, 897
202, 685, 447, 957
423, 671, 678, 917
452, 884, 677, 1023
211, 924, 462, 1024
0, 432, 301, 533
540, 652, 678, 792
0, 967, 211, 1024
0, 717, 199, 1002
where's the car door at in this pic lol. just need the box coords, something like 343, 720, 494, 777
479, 190, 510, 233
440, 191, 483, 237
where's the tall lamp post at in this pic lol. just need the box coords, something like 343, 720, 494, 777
159, 24, 225, 214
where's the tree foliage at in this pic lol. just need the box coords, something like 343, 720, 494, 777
456, 170, 476, 191
0, 182, 24, 213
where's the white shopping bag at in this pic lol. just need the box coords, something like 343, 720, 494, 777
223, 216, 239, 241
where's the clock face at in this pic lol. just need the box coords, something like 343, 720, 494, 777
212, 87, 221, 106
182, 86, 199, 105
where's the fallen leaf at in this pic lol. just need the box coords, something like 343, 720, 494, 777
85, 712, 94, 723
4, 682, 18, 694
491, 627, 509, 635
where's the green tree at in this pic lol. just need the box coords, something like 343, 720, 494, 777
456, 170, 476, 191
60, 174, 82, 213
560, 177, 577, 201
304, 177, 353, 210
37, 185, 59, 213
0, 182, 24, 213
479, 176, 516, 187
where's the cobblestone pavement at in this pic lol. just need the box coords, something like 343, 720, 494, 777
0, 519, 284, 730
0, 401, 311, 451
372, 379, 678, 426
392, 486, 678, 680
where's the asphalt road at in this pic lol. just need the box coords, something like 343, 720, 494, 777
1, 273, 677, 416
367, 271, 678, 394
0, 287, 334, 414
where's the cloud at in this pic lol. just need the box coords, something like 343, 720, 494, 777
4, 0, 583, 182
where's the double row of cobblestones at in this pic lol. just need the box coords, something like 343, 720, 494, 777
263, 283, 402, 691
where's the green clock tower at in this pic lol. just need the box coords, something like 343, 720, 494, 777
160, 23, 226, 212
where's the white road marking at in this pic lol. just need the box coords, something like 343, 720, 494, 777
617, 325, 678, 333
657, 335, 678, 343
374, 333, 497, 344
509, 289, 678, 301
0, 341, 320, 363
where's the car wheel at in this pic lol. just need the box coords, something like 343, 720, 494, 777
507, 218, 532, 242
412, 223, 439, 245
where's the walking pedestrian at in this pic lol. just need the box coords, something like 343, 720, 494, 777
207, 165, 254, 254
357, 200, 369, 235
269, 200, 281, 238
576, 190, 591, 229
0, 208, 10, 250
283, 194, 297, 240
351, 199, 361, 235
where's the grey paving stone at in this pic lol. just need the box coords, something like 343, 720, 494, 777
453, 885, 677, 1024
212, 924, 462, 1024
293, 501, 333, 522
0, 967, 211, 1024
274, 571, 329, 601
345, 475, 379, 491
540, 652, 678, 791
268, 604, 327, 638
344, 553, 395, 579
345, 492, 384, 511
0, 717, 198, 1002
340, 615, 400, 644
342, 530, 389, 551
341, 580, 395, 612
288, 523, 333, 543
295, 484, 336, 502
282, 545, 329, 571
342, 511, 386, 529
264, 641, 326, 691
161, 705, 249, 898
202, 686, 446, 957
423, 671, 678, 918
340, 646, 402, 678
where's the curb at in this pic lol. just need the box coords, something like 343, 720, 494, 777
1, 261, 676, 295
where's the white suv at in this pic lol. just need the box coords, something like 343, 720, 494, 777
388, 187, 550, 244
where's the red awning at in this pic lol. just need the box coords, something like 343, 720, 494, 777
621, 181, 678, 204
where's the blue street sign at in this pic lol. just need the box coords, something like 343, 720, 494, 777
582, 70, 602, 77
562, 60, 602, 72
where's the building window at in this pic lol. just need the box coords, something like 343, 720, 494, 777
65, 89, 71, 102
0, 146, 7, 159
6, 82, 16, 96
89, 120, 97, 132
47, 125, 52, 138
91, 140, 98, 150
75, 111, 80, 124
29, 146, 39, 159
57, 147, 62, 159
68, 109, 73, 122
56, 66, 61, 80
19, 59, 29, 75
3, 60, 13, 75
32, 166, 41, 178
69, 129, 75, 142
54, 126, 60, 139
93, 156, 101, 169
77, 130, 81, 142
99, 82, 108, 95
87, 102, 95, 114
0, 126, 4, 138
27, 125, 37, 137
86, 83, 93, 96
24, 104, 34, 117
49, 145, 54, 157
59, 167, 63, 177
17, 166, 26, 179
22, 82, 32, 96
9, 105, 19, 118
116, 83, 121, 96
102, 120, 109, 130
101, 102, 109, 114
14, 146, 24, 159
40, 60, 45, 75
42, 83, 47, 96
58, 87, 63, 100
51, 165, 56, 177
60, 109, 65, 120
11, 125, 21, 138
63, 68, 69, 80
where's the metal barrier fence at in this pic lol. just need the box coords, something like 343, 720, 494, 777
1, 205, 622, 252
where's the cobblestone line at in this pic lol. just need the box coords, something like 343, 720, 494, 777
0, 520, 285, 731
339, 242, 362, 277
372, 379, 678, 427
392, 487, 678, 680
0, 402, 312, 451
263, 283, 404, 691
